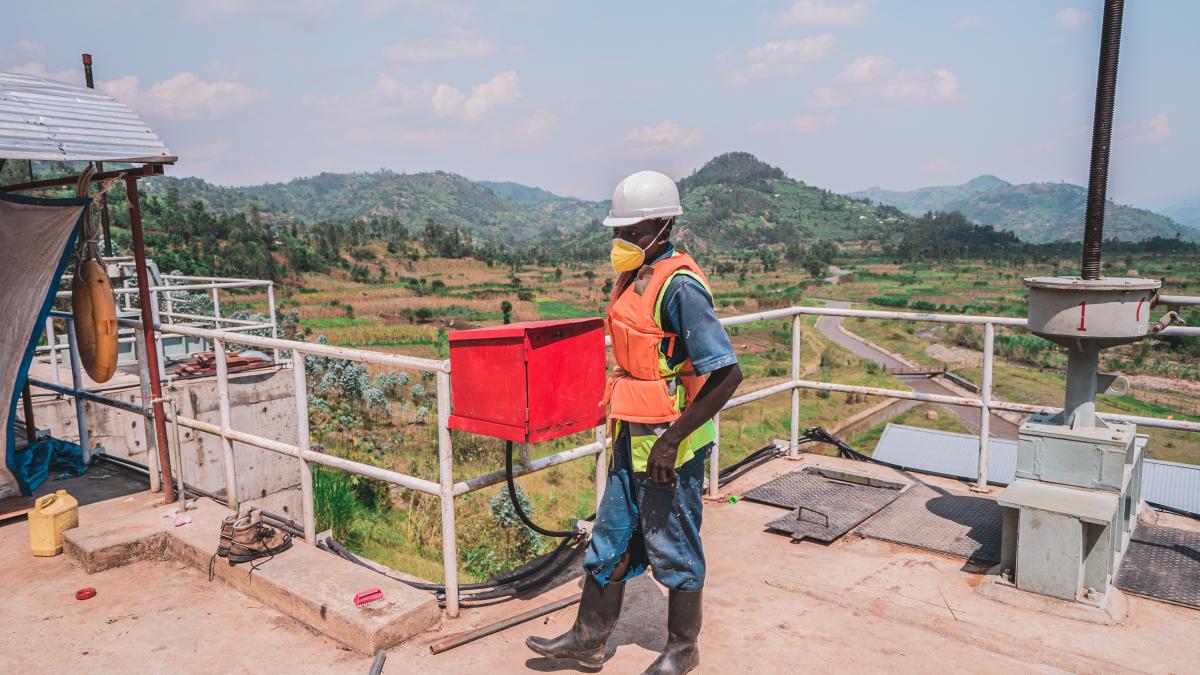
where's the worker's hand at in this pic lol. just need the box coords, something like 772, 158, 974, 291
647, 433, 680, 485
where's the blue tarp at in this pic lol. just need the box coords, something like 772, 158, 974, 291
12, 438, 87, 492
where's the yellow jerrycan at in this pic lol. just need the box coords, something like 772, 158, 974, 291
29, 489, 79, 557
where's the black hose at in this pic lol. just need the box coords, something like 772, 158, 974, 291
505, 440, 578, 538
1081, 0, 1124, 280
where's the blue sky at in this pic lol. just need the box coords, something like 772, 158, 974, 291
4, 1, 1196, 203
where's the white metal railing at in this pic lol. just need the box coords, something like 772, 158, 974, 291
38, 270, 279, 386
25, 304, 1200, 619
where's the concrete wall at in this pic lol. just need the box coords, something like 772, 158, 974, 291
32, 366, 303, 518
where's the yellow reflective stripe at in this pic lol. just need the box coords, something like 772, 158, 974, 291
629, 419, 717, 473
653, 269, 711, 377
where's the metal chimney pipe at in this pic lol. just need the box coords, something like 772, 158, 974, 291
1081, 0, 1124, 280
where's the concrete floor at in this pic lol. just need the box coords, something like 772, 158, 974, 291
3, 454, 1199, 674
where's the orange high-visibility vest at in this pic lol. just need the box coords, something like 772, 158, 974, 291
604, 251, 718, 469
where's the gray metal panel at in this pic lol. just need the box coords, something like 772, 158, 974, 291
871, 424, 1200, 517
872, 423, 1018, 484
854, 479, 1004, 562
0, 72, 175, 163
1142, 459, 1200, 516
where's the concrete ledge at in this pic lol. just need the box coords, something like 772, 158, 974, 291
63, 492, 442, 653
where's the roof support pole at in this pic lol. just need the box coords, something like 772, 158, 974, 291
126, 176, 176, 503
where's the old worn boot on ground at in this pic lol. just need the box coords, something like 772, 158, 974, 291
227, 514, 293, 565
216, 513, 242, 557
642, 589, 701, 675
526, 576, 625, 671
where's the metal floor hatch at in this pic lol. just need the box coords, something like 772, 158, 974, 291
1116, 523, 1200, 610
742, 468, 905, 543
854, 479, 1004, 563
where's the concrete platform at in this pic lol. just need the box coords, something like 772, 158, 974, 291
60, 490, 441, 654
5, 454, 1200, 673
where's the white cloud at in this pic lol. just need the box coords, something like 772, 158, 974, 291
176, 140, 231, 175
510, 110, 559, 140
437, 70, 522, 120
305, 70, 522, 123
809, 58, 960, 107
835, 55, 893, 83
364, 0, 473, 20
1056, 8, 1090, 30
99, 72, 263, 120
344, 126, 461, 145
773, 1, 871, 28
1117, 113, 1171, 147
622, 120, 701, 156
921, 155, 956, 174
953, 16, 982, 30
484, 109, 560, 148
725, 34, 837, 87
754, 113, 836, 134
6, 61, 80, 85
381, 26, 498, 64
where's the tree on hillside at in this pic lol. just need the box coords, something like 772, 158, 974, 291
501, 300, 513, 324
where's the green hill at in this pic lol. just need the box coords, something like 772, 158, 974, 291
943, 182, 1198, 243
850, 176, 1198, 243
144, 170, 607, 246
676, 152, 902, 251
1152, 190, 1200, 232
849, 175, 1011, 215
145, 153, 903, 253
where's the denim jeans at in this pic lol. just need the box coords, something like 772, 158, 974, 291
583, 423, 708, 591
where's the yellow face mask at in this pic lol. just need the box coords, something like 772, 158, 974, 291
610, 219, 670, 273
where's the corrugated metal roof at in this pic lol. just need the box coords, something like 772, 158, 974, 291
0, 72, 175, 164
872, 423, 1200, 516
1143, 459, 1200, 516
873, 424, 1018, 484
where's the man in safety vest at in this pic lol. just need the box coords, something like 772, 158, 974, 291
527, 171, 743, 674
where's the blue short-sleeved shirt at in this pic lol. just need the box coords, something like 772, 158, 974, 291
646, 244, 738, 375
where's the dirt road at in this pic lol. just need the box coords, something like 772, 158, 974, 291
814, 300, 1019, 440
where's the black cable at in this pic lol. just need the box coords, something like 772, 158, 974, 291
505, 440, 578, 538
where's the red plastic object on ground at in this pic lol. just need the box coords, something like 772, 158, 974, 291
354, 588, 383, 606
75, 587, 96, 600
448, 318, 606, 444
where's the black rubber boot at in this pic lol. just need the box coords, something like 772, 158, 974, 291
641, 589, 701, 675
526, 575, 625, 671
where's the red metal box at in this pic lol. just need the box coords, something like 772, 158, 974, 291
447, 317, 606, 444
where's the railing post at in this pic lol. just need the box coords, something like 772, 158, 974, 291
134, 327, 161, 492
267, 281, 280, 364
974, 322, 995, 492
46, 317, 61, 387
790, 313, 801, 459
436, 369, 460, 618
150, 289, 168, 382
211, 286, 222, 324
292, 354, 316, 543
213, 338, 239, 509
708, 412, 720, 498
64, 318, 91, 463
594, 423, 607, 511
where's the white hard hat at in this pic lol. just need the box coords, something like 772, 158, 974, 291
602, 170, 683, 227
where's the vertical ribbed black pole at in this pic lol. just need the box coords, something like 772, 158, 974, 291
1081, 0, 1124, 280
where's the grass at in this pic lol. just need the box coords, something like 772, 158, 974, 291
300, 316, 369, 329
850, 403, 973, 455
536, 299, 601, 320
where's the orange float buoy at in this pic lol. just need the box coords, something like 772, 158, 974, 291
71, 258, 118, 383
